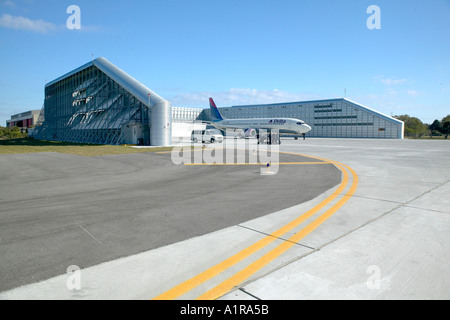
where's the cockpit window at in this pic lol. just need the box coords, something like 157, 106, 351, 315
296, 122, 304, 125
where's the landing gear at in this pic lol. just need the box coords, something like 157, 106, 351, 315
257, 131, 280, 145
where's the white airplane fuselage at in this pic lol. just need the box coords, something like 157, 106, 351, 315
211, 118, 312, 136
208, 97, 311, 138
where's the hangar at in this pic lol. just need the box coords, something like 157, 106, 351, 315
198, 98, 404, 139
32, 57, 171, 146
31, 57, 403, 144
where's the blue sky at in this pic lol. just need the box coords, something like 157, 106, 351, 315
0, 0, 449, 126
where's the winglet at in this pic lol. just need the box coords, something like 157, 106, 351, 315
209, 98, 224, 121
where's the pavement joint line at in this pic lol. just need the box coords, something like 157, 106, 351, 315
76, 223, 103, 245
352, 174, 446, 186
401, 179, 449, 206
246, 178, 450, 290
152, 151, 355, 300
403, 205, 450, 215
350, 195, 405, 205
238, 288, 261, 300
237, 224, 316, 250
340, 181, 450, 235
352, 192, 450, 214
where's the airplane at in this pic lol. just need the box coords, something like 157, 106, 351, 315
208, 98, 311, 143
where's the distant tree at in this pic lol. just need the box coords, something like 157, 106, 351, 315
442, 115, 450, 139
9, 127, 21, 139
394, 115, 428, 138
429, 119, 441, 132
429, 120, 442, 138
431, 130, 443, 137
0, 126, 27, 139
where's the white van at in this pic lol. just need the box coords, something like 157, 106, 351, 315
191, 129, 224, 143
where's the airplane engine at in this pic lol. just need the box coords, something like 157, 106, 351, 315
244, 128, 257, 138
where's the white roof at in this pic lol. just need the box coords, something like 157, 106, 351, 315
45, 57, 168, 107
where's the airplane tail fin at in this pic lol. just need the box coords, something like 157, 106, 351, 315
209, 98, 224, 121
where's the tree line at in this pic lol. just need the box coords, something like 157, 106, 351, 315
0, 126, 28, 139
394, 115, 450, 139
2, 115, 450, 140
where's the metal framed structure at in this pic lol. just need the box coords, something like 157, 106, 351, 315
33, 58, 172, 146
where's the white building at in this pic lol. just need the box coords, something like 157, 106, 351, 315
171, 107, 205, 141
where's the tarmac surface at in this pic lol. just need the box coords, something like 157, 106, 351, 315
0, 138, 449, 300
0, 144, 339, 293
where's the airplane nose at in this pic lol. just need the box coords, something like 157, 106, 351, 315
304, 124, 311, 132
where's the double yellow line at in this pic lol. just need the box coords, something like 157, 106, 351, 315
185, 161, 330, 166
153, 152, 358, 300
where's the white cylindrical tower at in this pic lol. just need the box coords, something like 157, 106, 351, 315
150, 99, 172, 146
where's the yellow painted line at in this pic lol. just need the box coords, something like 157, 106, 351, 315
155, 147, 209, 154
197, 161, 358, 300
159, 146, 331, 165
184, 162, 330, 166
153, 153, 355, 300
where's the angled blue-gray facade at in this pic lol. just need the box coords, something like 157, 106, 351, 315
198, 98, 404, 139
32, 57, 172, 146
